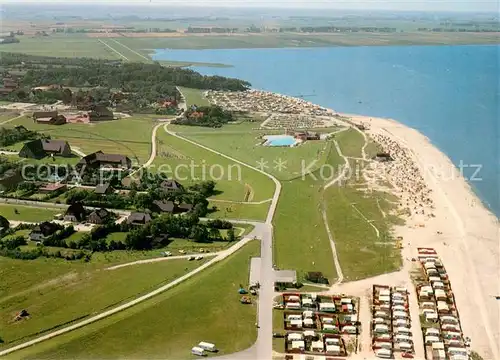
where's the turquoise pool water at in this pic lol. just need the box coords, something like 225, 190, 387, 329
264, 135, 297, 147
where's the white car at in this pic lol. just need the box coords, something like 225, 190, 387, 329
195, 256, 204, 260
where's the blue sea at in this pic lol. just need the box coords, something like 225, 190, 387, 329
153, 45, 499, 216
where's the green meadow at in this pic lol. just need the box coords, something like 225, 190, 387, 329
4, 116, 155, 165
9, 241, 260, 359
153, 126, 275, 202
0, 257, 206, 347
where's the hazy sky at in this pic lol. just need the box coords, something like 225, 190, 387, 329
0, 0, 498, 13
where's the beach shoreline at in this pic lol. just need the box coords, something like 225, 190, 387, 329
342, 112, 499, 359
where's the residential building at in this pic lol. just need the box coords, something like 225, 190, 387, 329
78, 151, 131, 169
19, 139, 72, 159
39, 183, 67, 193
88, 208, 110, 224
64, 202, 86, 222
160, 180, 184, 192
29, 221, 60, 242
152, 200, 175, 213
88, 105, 114, 121
94, 182, 113, 195
178, 202, 193, 212
0, 169, 22, 192
127, 212, 152, 226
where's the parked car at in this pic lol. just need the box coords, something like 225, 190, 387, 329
188, 256, 195, 261
402, 353, 414, 358
195, 256, 203, 260
273, 332, 285, 338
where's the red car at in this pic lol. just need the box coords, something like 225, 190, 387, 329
402, 353, 414, 358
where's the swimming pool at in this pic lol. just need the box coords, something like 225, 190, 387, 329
263, 135, 299, 147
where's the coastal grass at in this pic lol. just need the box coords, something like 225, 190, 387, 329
324, 185, 402, 281
0, 258, 206, 347
4, 116, 155, 165
272, 145, 345, 283
335, 128, 365, 158
153, 126, 275, 202
9, 241, 260, 359
178, 87, 210, 107
0, 204, 60, 222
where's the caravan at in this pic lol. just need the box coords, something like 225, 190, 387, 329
198, 342, 217, 352
191, 347, 206, 356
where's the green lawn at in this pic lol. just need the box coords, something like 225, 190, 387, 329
176, 123, 332, 181
0, 204, 60, 222
324, 186, 402, 281
272, 145, 345, 283
9, 240, 260, 359
178, 87, 210, 107
335, 128, 365, 158
152, 126, 275, 202
4, 116, 155, 165
207, 201, 269, 222
0, 257, 206, 347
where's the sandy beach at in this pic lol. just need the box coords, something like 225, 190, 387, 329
344, 113, 500, 360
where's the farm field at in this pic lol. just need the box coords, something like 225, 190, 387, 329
0, 257, 207, 347
0, 35, 229, 67
9, 240, 260, 359
97, 32, 500, 49
0, 204, 60, 222
153, 126, 275, 202
324, 184, 402, 281
4, 116, 155, 165
178, 87, 210, 107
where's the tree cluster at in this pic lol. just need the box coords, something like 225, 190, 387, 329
1, 53, 250, 112
0, 126, 40, 147
173, 105, 234, 127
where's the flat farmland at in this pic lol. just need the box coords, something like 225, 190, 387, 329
5, 116, 154, 165
207, 200, 269, 221
0, 35, 122, 60
152, 126, 275, 202
9, 241, 260, 359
